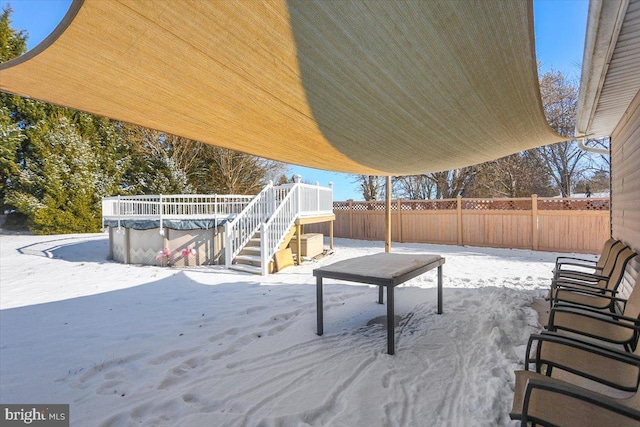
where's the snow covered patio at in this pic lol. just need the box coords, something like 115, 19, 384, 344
0, 233, 573, 426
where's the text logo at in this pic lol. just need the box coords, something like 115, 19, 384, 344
1, 405, 69, 426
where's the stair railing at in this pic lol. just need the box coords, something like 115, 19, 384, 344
224, 183, 274, 268
260, 184, 299, 275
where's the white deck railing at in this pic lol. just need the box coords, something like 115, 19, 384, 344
102, 194, 253, 219
103, 180, 333, 274
101, 194, 254, 233
297, 183, 334, 216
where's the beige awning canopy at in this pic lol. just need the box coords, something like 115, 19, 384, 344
0, 0, 563, 175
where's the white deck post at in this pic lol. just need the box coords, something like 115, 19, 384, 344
214, 194, 218, 231
159, 194, 164, 235
224, 222, 231, 268
117, 195, 121, 231
261, 222, 268, 275
294, 175, 302, 216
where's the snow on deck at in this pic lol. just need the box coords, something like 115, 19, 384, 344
0, 234, 588, 426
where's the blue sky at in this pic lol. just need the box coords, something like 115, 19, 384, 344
1, 0, 589, 200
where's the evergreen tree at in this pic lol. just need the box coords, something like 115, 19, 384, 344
0, 6, 26, 62
0, 106, 24, 212
0, 5, 27, 212
6, 117, 113, 233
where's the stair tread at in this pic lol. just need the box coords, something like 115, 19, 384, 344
229, 264, 262, 275
245, 238, 261, 246
235, 254, 262, 262
241, 247, 261, 255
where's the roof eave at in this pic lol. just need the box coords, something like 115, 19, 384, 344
575, 0, 628, 138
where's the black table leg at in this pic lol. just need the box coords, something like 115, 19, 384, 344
437, 265, 443, 314
387, 285, 394, 355
378, 285, 384, 304
317, 276, 323, 335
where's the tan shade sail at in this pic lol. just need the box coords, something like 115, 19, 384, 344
0, 0, 563, 175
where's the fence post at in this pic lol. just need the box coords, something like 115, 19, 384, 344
456, 195, 463, 246
348, 199, 354, 239
532, 194, 539, 251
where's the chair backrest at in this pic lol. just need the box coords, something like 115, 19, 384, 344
624, 275, 640, 324
602, 247, 638, 291
599, 243, 629, 280
596, 239, 622, 269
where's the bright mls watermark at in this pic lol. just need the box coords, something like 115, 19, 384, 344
0, 405, 68, 426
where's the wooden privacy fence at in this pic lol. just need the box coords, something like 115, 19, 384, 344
305, 196, 611, 254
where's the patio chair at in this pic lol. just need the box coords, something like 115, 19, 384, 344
513, 373, 640, 426
548, 246, 637, 309
554, 240, 625, 285
552, 252, 639, 312
553, 238, 621, 280
547, 275, 640, 351
510, 332, 640, 425
525, 331, 640, 392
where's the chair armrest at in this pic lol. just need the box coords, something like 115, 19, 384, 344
551, 279, 611, 294
555, 256, 598, 266
552, 271, 609, 283
521, 378, 640, 426
553, 286, 619, 305
549, 305, 640, 328
555, 260, 599, 271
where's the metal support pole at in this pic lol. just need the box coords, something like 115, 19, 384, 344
437, 265, 443, 314
387, 285, 394, 355
316, 276, 323, 335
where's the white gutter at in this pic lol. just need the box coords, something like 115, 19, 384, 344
574, 0, 629, 138
577, 137, 609, 155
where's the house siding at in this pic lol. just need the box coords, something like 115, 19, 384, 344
611, 88, 640, 296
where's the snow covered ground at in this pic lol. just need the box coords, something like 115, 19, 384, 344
0, 233, 587, 426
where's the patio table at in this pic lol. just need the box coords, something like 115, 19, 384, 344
314, 252, 445, 355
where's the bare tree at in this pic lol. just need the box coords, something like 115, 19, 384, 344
536, 70, 589, 197
466, 152, 555, 197
353, 175, 386, 200
395, 174, 435, 199
198, 146, 287, 195
392, 168, 475, 200
123, 124, 287, 195
124, 125, 197, 194
429, 168, 476, 199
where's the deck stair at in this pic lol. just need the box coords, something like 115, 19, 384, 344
229, 232, 266, 274
225, 179, 333, 275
